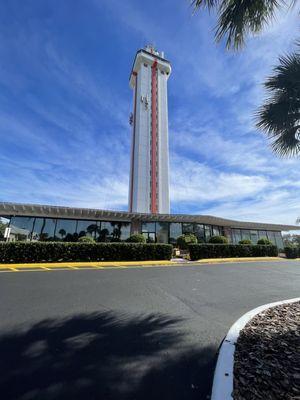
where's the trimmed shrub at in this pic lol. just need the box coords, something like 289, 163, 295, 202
0, 242, 172, 263
209, 235, 229, 244
126, 234, 146, 243
78, 236, 95, 243
257, 237, 272, 245
189, 244, 278, 261
176, 234, 197, 250
239, 239, 252, 245
284, 246, 299, 259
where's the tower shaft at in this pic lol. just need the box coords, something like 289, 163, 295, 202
129, 46, 171, 214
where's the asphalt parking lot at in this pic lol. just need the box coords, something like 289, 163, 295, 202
0, 261, 299, 399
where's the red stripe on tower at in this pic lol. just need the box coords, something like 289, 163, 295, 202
129, 71, 138, 212
151, 61, 158, 213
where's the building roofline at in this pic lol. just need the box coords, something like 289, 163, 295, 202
0, 202, 299, 231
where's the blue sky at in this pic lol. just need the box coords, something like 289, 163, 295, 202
0, 0, 299, 225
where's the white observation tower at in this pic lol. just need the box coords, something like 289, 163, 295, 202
128, 45, 171, 214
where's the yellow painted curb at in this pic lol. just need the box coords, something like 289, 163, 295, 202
195, 257, 286, 264
0, 260, 175, 269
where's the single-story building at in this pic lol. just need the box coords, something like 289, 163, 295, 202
1, 202, 299, 249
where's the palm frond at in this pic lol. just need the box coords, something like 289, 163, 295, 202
216, 0, 285, 49
256, 48, 300, 157
192, 0, 294, 49
191, 0, 220, 9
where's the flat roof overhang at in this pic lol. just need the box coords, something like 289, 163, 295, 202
0, 202, 299, 232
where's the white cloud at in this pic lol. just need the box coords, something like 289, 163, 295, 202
170, 156, 269, 203
201, 189, 300, 226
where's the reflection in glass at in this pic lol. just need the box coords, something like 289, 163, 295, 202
77, 220, 98, 239
0, 217, 10, 240
204, 225, 212, 241
9, 216, 35, 241
232, 229, 242, 244
241, 230, 250, 240
109, 222, 131, 241
156, 222, 169, 243
274, 232, 284, 249
182, 223, 193, 234
32, 218, 56, 241
258, 231, 267, 239
97, 221, 112, 242
194, 224, 205, 242
212, 226, 220, 236
250, 230, 258, 244
55, 219, 77, 241
169, 223, 182, 245
267, 231, 276, 245
141, 222, 156, 233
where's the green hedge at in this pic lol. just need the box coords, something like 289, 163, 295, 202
176, 234, 197, 250
189, 244, 278, 261
0, 242, 173, 263
284, 246, 300, 259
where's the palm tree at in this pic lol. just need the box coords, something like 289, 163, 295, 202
256, 50, 300, 156
192, 0, 296, 49
192, 1, 300, 156
58, 228, 66, 239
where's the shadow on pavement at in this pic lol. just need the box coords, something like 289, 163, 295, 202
0, 312, 217, 399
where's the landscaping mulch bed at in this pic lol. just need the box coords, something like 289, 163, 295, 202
233, 301, 300, 400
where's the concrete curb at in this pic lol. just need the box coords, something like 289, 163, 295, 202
196, 257, 286, 264
211, 297, 300, 400
0, 260, 176, 268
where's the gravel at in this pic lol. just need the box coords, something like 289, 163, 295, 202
233, 301, 300, 400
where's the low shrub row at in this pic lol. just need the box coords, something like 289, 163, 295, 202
189, 244, 278, 261
0, 242, 173, 263
284, 246, 300, 259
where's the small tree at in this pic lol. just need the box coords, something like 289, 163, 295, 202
257, 237, 272, 245
126, 234, 146, 243
209, 235, 229, 244
177, 234, 197, 250
78, 236, 95, 243
239, 239, 252, 245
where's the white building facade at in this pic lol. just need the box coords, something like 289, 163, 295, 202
128, 46, 171, 214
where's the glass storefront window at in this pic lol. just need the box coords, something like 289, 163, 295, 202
0, 217, 10, 241
55, 219, 77, 241
212, 226, 220, 237
97, 221, 131, 242
77, 220, 98, 239
141, 222, 156, 233
232, 229, 242, 244
156, 222, 169, 243
250, 230, 258, 244
274, 232, 284, 249
258, 231, 267, 239
241, 230, 250, 241
169, 223, 182, 245
10, 216, 35, 241
194, 224, 205, 242
267, 231, 276, 245
32, 218, 56, 241
98, 221, 113, 242
109, 222, 131, 241
182, 223, 194, 234
204, 225, 211, 241
120, 223, 131, 241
